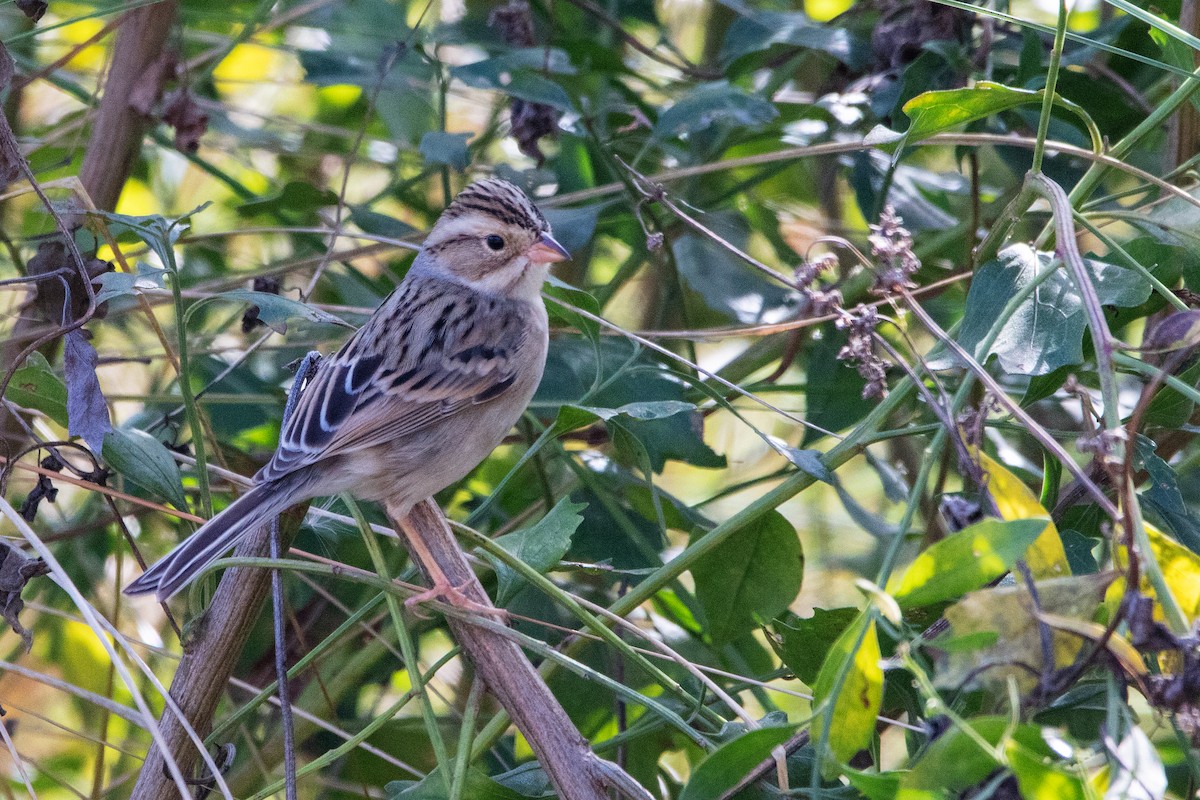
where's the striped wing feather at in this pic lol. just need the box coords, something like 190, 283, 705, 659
257, 277, 527, 483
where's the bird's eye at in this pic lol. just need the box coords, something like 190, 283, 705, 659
485, 234, 505, 251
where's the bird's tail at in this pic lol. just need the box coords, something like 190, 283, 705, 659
124, 476, 308, 601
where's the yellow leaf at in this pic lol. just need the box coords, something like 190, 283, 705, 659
812, 614, 883, 767
940, 574, 1114, 692
1114, 522, 1200, 620
1035, 611, 1147, 679
978, 451, 1071, 579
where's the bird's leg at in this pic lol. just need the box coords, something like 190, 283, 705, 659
394, 505, 507, 620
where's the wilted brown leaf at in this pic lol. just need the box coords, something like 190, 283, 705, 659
0, 540, 49, 653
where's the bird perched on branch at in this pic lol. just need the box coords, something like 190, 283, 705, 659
125, 178, 569, 602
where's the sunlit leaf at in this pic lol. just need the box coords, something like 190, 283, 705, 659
890, 518, 1047, 608
811, 613, 883, 766
979, 451, 1072, 579
944, 244, 1150, 377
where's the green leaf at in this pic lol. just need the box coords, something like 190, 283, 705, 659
349, 207, 418, 239
891, 518, 1048, 608
551, 400, 696, 435
1006, 739, 1086, 800
947, 244, 1151, 376
93, 205, 210, 269
102, 428, 189, 511
770, 607, 861, 685
190, 290, 353, 333
692, 510, 803, 645
237, 181, 340, 218
655, 82, 779, 139
902, 82, 1042, 141
6, 352, 68, 427
811, 614, 883, 766
845, 769, 904, 800
418, 131, 472, 171
543, 275, 600, 342
670, 215, 794, 323
720, 10, 864, 68
802, 323, 875, 444
452, 49, 575, 111
679, 724, 798, 800
385, 767, 529, 800
93, 262, 167, 305
486, 499, 585, 604
1144, 359, 1200, 428
899, 716, 1008, 797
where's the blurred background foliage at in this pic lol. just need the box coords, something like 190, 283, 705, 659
4, 0, 1200, 797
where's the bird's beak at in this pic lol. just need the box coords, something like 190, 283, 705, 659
526, 233, 570, 264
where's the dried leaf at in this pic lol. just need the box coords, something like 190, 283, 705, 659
15, 0, 47, 23
64, 328, 112, 453
18, 455, 61, 522
162, 89, 208, 153
0, 540, 49, 653
939, 573, 1116, 692
488, 0, 559, 164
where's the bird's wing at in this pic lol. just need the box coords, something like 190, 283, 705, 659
258, 277, 531, 482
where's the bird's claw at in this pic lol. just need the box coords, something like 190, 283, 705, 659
404, 580, 508, 620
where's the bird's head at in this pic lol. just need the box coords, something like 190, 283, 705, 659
421, 178, 569, 299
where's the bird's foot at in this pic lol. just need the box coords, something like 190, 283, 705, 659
404, 579, 507, 620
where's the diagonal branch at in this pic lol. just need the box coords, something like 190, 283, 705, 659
389, 498, 652, 800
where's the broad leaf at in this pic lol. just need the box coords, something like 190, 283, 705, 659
92, 261, 167, 305
939, 574, 1115, 691
64, 329, 112, 454
6, 352, 68, 427
679, 724, 798, 800
979, 451, 1072, 579
102, 428, 189, 511
691, 510, 803, 644
720, 9, 864, 67
485, 499, 585, 604
811, 613, 883, 766
771, 607, 860, 685
655, 82, 779, 139
951, 244, 1150, 376
890, 518, 1048, 608
670, 214, 795, 324
419, 131, 472, 171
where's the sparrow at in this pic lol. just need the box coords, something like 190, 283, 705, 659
125, 178, 569, 601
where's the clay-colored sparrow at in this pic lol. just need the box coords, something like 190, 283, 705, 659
126, 178, 568, 601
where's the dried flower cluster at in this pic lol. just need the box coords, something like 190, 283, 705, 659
793, 253, 842, 315
836, 304, 888, 399
869, 205, 919, 295
489, 1, 559, 164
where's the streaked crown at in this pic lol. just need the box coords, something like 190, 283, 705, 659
438, 178, 549, 234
